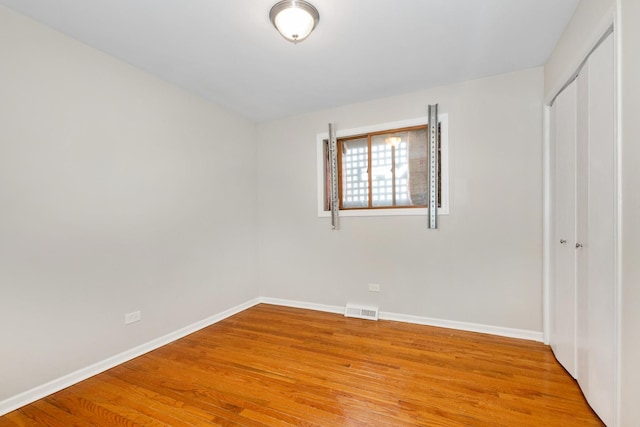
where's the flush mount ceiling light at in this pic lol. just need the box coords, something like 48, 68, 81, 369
270, 0, 319, 44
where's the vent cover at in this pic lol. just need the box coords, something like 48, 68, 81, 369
344, 304, 379, 321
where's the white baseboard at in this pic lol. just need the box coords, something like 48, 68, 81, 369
259, 297, 344, 315
379, 311, 544, 342
1, 296, 543, 416
0, 297, 261, 417
259, 297, 543, 342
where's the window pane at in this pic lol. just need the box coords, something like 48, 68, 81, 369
371, 128, 427, 207
341, 138, 368, 208
370, 136, 394, 207
407, 128, 428, 206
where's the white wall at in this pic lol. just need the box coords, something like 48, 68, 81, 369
620, 1, 640, 425
0, 6, 258, 402
544, 0, 615, 102
257, 68, 543, 333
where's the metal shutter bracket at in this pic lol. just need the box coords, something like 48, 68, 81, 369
328, 123, 340, 230
428, 104, 439, 229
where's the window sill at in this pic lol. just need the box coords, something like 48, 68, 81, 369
317, 207, 449, 218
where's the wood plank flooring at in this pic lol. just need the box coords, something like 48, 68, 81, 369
0, 304, 603, 426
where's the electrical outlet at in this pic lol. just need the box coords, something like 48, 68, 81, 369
368, 283, 381, 292
124, 311, 141, 325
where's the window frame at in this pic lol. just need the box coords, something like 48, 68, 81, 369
338, 125, 430, 210
316, 115, 449, 217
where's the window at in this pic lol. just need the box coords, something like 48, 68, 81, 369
317, 116, 449, 217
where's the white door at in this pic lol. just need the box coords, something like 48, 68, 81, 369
550, 32, 616, 426
578, 33, 616, 427
551, 79, 577, 378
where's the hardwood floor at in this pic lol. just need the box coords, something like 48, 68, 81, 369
0, 304, 603, 426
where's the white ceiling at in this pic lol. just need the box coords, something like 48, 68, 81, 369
0, 0, 579, 122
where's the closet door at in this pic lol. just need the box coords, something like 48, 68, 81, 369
578, 33, 616, 427
550, 30, 616, 426
551, 79, 577, 378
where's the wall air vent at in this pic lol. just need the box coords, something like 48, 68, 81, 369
344, 304, 379, 321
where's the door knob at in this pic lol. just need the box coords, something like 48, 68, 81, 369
576, 243, 584, 248
560, 239, 567, 244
